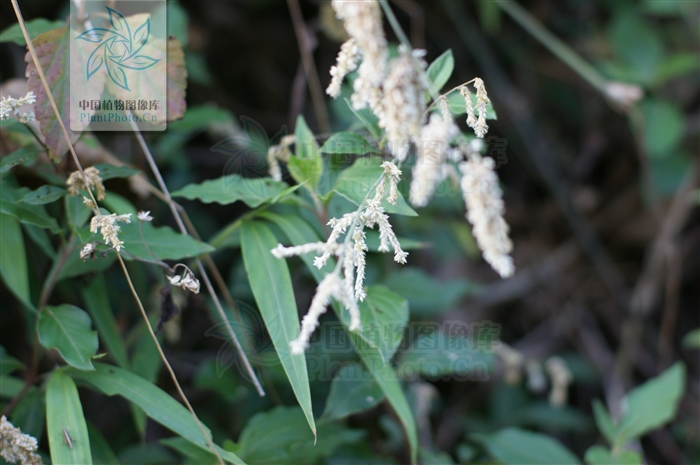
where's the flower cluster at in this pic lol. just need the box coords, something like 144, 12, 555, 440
0, 415, 42, 465
272, 161, 407, 353
459, 155, 514, 278
67, 167, 106, 201
168, 266, 201, 294
380, 45, 427, 161
0, 92, 36, 123
90, 212, 132, 252
329, 0, 387, 115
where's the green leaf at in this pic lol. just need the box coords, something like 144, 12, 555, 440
614, 361, 685, 446
93, 163, 140, 180
240, 221, 316, 436
584, 446, 642, 465
46, 370, 93, 465
18, 185, 67, 205
69, 363, 245, 464
162, 437, 220, 464
288, 155, 323, 192
24, 223, 56, 259
321, 132, 375, 155
0, 19, 65, 45
10, 386, 45, 440
682, 328, 700, 349
344, 98, 382, 142
472, 427, 582, 465
1, 184, 61, 233
0, 146, 40, 173
426, 49, 454, 94
38, 305, 98, 370
172, 174, 288, 207
348, 333, 418, 464
237, 406, 362, 465
398, 331, 494, 380
0, 346, 25, 376
354, 286, 408, 363
294, 115, 320, 160
322, 362, 384, 421
383, 267, 478, 316
82, 275, 129, 369
87, 422, 120, 465
592, 399, 616, 444
639, 99, 684, 158
333, 157, 417, 216
0, 213, 34, 310
118, 221, 214, 261
0, 376, 25, 398
609, 13, 663, 85
259, 211, 419, 463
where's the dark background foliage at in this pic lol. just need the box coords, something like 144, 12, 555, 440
1, 1, 698, 464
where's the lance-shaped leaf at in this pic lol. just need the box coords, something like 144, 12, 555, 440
19, 185, 67, 205
0, 19, 65, 45
38, 305, 98, 370
260, 211, 419, 463
0, 213, 34, 311
172, 174, 287, 208
69, 363, 246, 464
240, 221, 316, 437
322, 362, 384, 421
46, 370, 93, 465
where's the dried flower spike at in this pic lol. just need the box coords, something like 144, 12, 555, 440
409, 114, 459, 207
326, 38, 360, 98
331, 0, 387, 116
0, 415, 43, 465
379, 45, 426, 161
90, 213, 132, 252
472, 78, 490, 138
459, 155, 514, 278
67, 166, 106, 201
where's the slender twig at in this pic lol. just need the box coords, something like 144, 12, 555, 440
11, 0, 99, 214
494, 0, 608, 94
286, 0, 331, 134
116, 254, 225, 465
38, 236, 77, 309
129, 122, 265, 397
13, 3, 226, 462
22, 123, 50, 154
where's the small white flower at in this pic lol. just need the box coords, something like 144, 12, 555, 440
90, 212, 131, 251
168, 267, 200, 294
0, 92, 36, 122
80, 242, 97, 261
459, 155, 514, 278
137, 211, 153, 222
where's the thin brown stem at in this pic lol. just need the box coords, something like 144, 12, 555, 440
287, 0, 331, 134
11, 0, 99, 214
116, 254, 225, 465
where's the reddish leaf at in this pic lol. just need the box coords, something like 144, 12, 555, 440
25, 27, 105, 160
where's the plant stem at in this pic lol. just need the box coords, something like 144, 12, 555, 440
494, 0, 609, 94
116, 254, 225, 465
130, 122, 266, 397
287, 0, 331, 134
